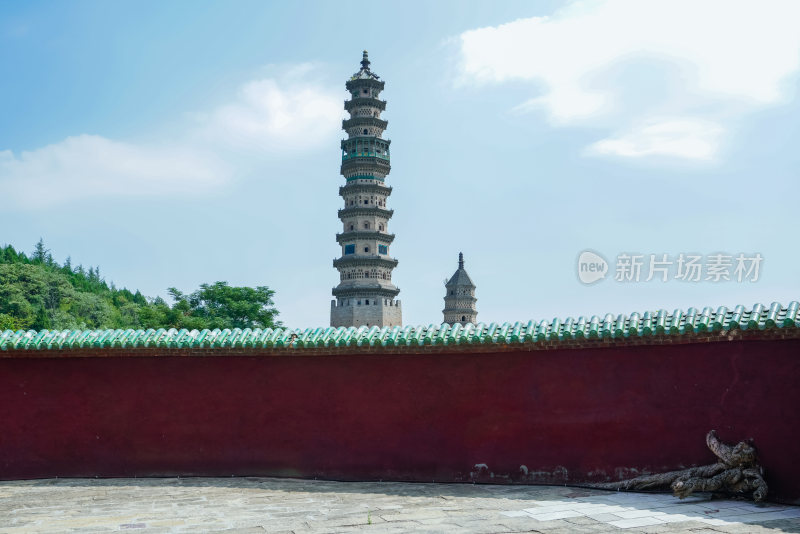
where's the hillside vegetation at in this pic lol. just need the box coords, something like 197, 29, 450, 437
0, 240, 279, 331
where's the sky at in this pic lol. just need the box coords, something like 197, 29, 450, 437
1, 0, 799, 328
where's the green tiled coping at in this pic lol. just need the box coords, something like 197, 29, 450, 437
1, 301, 797, 352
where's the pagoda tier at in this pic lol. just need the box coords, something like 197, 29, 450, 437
339, 183, 392, 196
335, 231, 395, 244
343, 98, 386, 112
342, 117, 388, 137
340, 157, 391, 177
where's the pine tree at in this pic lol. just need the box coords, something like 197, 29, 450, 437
32, 239, 49, 264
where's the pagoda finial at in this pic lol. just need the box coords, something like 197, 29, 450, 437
361, 50, 370, 70
458, 252, 464, 269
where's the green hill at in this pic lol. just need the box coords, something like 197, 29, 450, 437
0, 240, 279, 331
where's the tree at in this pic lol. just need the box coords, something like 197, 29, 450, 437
169, 282, 279, 330
0, 242, 281, 331
32, 306, 52, 330
0, 313, 27, 331
32, 239, 49, 264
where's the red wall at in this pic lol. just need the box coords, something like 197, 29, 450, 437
1, 338, 798, 502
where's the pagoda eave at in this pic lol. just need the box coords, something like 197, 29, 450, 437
333, 256, 399, 269
337, 207, 394, 219
336, 231, 395, 244
346, 78, 385, 91
342, 117, 388, 130
341, 158, 391, 175
332, 285, 400, 298
443, 308, 479, 315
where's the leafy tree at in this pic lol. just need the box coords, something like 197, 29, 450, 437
168, 282, 279, 330
0, 313, 26, 331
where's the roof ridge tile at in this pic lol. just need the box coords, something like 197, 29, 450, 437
2, 301, 799, 351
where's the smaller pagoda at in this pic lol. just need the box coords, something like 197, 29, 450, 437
443, 252, 478, 326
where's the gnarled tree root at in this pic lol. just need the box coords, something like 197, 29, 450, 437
590, 430, 767, 501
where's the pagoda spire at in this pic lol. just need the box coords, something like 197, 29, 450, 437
330, 52, 402, 328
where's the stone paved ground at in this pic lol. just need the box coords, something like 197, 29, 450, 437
1, 478, 799, 534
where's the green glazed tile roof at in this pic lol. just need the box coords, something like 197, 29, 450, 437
1, 301, 797, 352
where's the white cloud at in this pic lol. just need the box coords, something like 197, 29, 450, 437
457, 0, 800, 159
1, 135, 230, 209
586, 118, 724, 160
1, 66, 342, 209
195, 65, 342, 152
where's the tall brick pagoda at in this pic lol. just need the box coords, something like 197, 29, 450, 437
330, 51, 402, 328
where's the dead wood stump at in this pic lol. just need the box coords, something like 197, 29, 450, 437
591, 430, 768, 501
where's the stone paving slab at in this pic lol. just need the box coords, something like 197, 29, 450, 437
0, 477, 798, 533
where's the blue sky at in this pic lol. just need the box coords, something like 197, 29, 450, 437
2, 0, 799, 327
